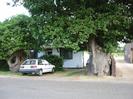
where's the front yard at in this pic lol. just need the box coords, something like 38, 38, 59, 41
0, 56, 133, 83
0, 71, 21, 76
0, 68, 85, 77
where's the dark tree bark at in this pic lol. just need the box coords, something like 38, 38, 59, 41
110, 55, 116, 76
7, 49, 26, 72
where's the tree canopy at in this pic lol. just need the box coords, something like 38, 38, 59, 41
1, 0, 133, 58
0, 15, 47, 59
17, 0, 132, 52
0, 15, 29, 59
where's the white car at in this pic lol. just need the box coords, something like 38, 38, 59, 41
19, 59, 55, 76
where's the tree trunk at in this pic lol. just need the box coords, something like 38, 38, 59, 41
110, 55, 116, 76
7, 49, 26, 72
87, 38, 115, 76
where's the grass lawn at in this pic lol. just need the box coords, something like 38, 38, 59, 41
0, 71, 21, 76
0, 69, 114, 81
0, 60, 21, 76
0, 59, 87, 78
64, 69, 86, 76
0, 68, 86, 77
50, 69, 87, 77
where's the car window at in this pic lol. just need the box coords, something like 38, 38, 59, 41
38, 60, 43, 65
42, 60, 49, 65
22, 60, 36, 65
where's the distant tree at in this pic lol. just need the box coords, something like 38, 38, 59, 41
0, 15, 46, 72
0, 15, 30, 71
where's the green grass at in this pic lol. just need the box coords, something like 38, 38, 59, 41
0, 60, 87, 77
0, 71, 21, 76
0, 64, 86, 77
59, 69, 86, 77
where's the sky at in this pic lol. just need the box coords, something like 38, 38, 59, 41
0, 0, 29, 22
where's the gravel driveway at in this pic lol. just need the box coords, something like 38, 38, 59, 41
115, 56, 133, 81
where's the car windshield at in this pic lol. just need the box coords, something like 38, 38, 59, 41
22, 60, 36, 65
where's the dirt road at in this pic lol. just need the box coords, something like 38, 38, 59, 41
115, 57, 133, 81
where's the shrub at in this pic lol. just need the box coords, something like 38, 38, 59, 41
43, 55, 64, 71
0, 60, 9, 71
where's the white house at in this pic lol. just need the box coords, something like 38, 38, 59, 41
37, 48, 90, 68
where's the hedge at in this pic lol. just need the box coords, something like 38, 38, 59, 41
42, 55, 64, 71
0, 60, 9, 71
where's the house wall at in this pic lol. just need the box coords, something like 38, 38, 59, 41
124, 43, 133, 63
52, 49, 60, 56
37, 49, 90, 68
63, 51, 83, 68
52, 49, 90, 68
37, 49, 59, 58
37, 51, 45, 58
83, 51, 90, 66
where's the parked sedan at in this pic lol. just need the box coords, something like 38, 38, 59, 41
19, 59, 55, 76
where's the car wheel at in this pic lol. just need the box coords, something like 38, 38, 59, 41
22, 73, 27, 75
52, 68, 55, 73
38, 69, 43, 76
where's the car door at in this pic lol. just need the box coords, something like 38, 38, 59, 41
42, 60, 52, 72
38, 59, 45, 73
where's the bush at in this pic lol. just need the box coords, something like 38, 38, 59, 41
0, 60, 9, 71
42, 55, 64, 71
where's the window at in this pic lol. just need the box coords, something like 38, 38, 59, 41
23, 60, 36, 65
45, 49, 52, 55
42, 60, 49, 65
38, 60, 43, 65
60, 48, 73, 59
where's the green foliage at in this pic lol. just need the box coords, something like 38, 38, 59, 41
43, 55, 64, 71
20, 0, 133, 53
0, 15, 32, 59
0, 60, 9, 71
7, 0, 133, 54
0, 15, 48, 60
